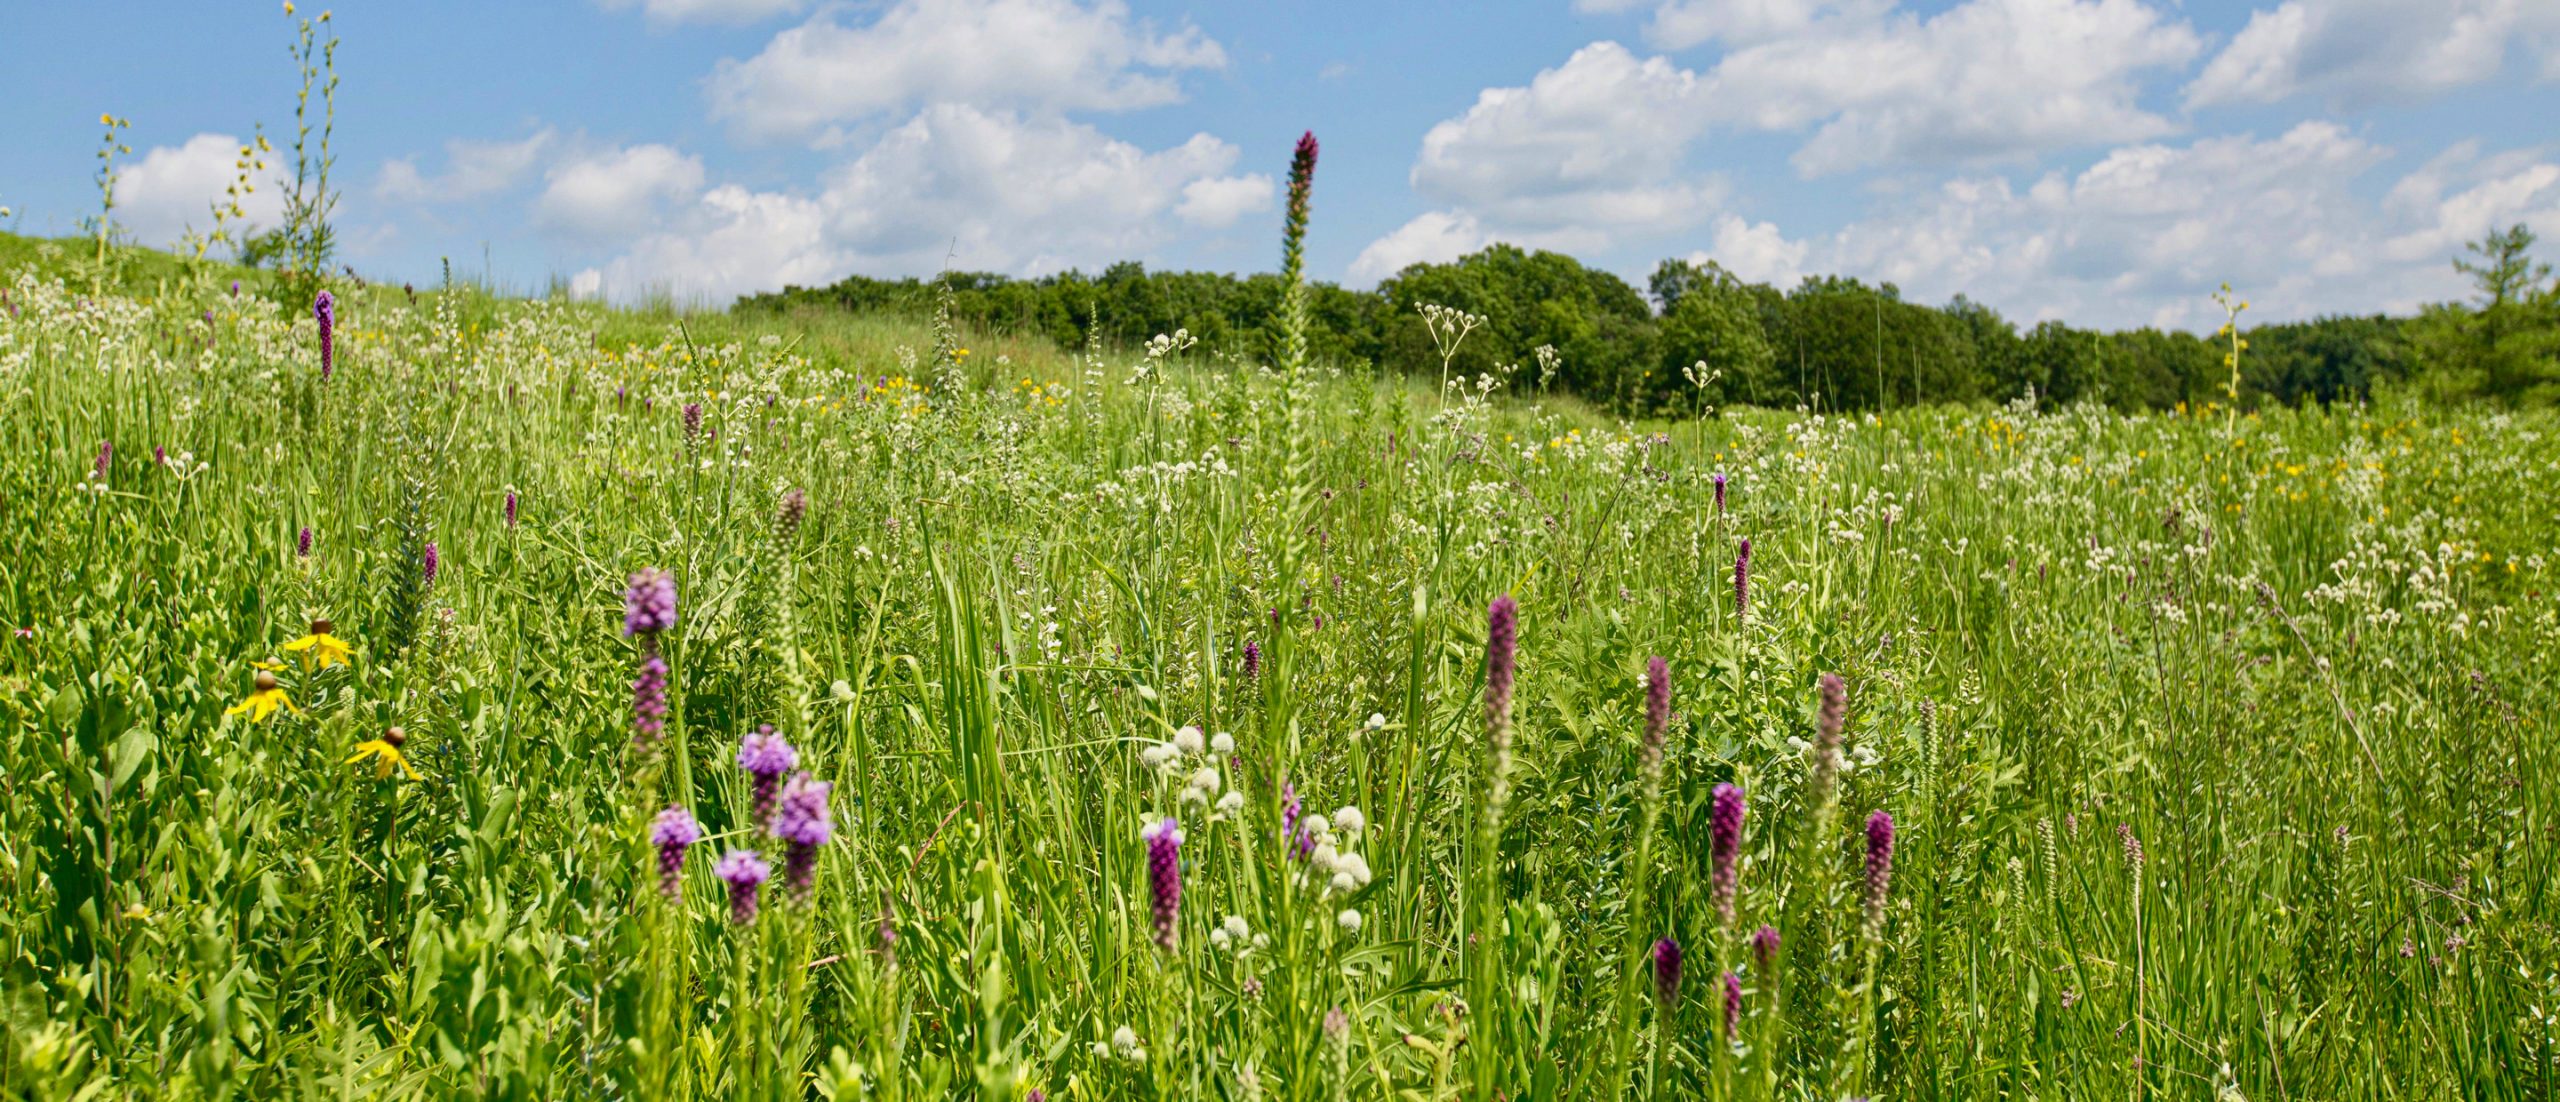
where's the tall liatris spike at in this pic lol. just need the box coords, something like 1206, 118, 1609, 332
1750, 924, 1781, 976
682, 402, 703, 447
772, 772, 833, 904
297, 526, 313, 558
1721, 971, 1743, 1043
632, 654, 670, 749
1710, 783, 1746, 932
504, 490, 518, 529
1810, 673, 1847, 819
1641, 656, 1670, 781
1733, 537, 1752, 618
1712, 472, 1727, 515
1863, 810, 1896, 942
651, 805, 702, 898
1281, 131, 1319, 290
737, 726, 799, 828
1241, 638, 1261, 680
1652, 937, 1682, 1010
775, 487, 808, 546
421, 541, 438, 588
1143, 817, 1184, 950
94, 440, 112, 483
625, 568, 678, 638
313, 289, 334, 380
714, 849, 770, 925
1484, 595, 1519, 819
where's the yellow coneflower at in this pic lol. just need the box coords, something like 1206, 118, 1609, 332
349, 727, 422, 781
225, 664, 298, 723
282, 618, 354, 670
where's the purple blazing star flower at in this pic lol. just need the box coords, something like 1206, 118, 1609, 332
714, 850, 770, 925
632, 654, 669, 748
297, 526, 313, 558
1712, 472, 1727, 514
504, 491, 518, 528
1734, 538, 1752, 618
1241, 638, 1261, 679
1485, 595, 1517, 734
94, 440, 111, 482
1864, 810, 1896, 941
313, 290, 335, 381
155, 445, 167, 467
1143, 817, 1183, 950
1722, 971, 1743, 1042
1751, 924, 1781, 977
772, 771, 833, 903
1652, 937, 1682, 1011
1643, 656, 1670, 775
421, 542, 438, 587
651, 805, 702, 898
737, 726, 799, 827
1710, 783, 1745, 930
625, 568, 677, 637
682, 402, 703, 445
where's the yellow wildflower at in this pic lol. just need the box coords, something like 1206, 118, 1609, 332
349, 727, 422, 781
282, 618, 354, 670
225, 667, 298, 723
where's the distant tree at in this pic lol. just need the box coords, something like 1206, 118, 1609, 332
1657, 261, 1777, 410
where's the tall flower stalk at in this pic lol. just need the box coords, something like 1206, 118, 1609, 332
1610, 656, 1674, 1098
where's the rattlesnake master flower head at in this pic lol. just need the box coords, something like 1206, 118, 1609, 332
1709, 784, 1745, 930
773, 772, 834, 903
1863, 810, 1896, 941
737, 726, 800, 826
631, 654, 669, 748
1750, 924, 1781, 976
1733, 538, 1752, 617
1143, 817, 1183, 950
714, 850, 770, 925
650, 805, 702, 898
313, 290, 334, 380
1652, 937, 1682, 1010
1642, 657, 1670, 778
624, 568, 677, 637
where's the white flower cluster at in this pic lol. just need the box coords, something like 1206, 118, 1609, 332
1296, 805, 1373, 898
1208, 914, 1269, 955
1092, 1024, 1147, 1064
1141, 726, 1244, 818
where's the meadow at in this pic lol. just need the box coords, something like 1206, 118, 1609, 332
3, 192, 2559, 1101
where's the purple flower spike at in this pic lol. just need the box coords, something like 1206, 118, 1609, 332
1642, 656, 1670, 775
651, 805, 702, 898
1241, 638, 1261, 679
1733, 538, 1752, 618
154, 445, 168, 467
1751, 924, 1781, 976
1712, 472, 1727, 514
94, 440, 112, 482
625, 567, 678, 637
682, 402, 703, 444
738, 725, 800, 826
1722, 971, 1743, 1042
1710, 783, 1745, 930
773, 771, 834, 903
1863, 810, 1896, 940
1143, 817, 1183, 950
632, 654, 669, 748
1652, 937, 1682, 1011
714, 849, 770, 925
1485, 595, 1517, 732
313, 290, 335, 381
504, 490, 518, 528
296, 526, 313, 558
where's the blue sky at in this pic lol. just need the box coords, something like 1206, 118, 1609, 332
5, 0, 2558, 331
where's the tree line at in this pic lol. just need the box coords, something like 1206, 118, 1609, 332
736, 225, 2560, 412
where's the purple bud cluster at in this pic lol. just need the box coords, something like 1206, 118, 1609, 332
1710, 783, 1746, 931
1143, 817, 1183, 950
651, 805, 702, 898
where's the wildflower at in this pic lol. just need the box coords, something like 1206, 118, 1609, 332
1734, 538, 1752, 617
1750, 924, 1781, 976
1652, 937, 1682, 1010
1337, 908, 1362, 934
738, 726, 799, 826
1211, 730, 1237, 755
651, 805, 702, 897
420, 542, 438, 588
876, 890, 899, 965
1332, 806, 1366, 836
225, 667, 297, 723
1173, 726, 1206, 756
1722, 971, 1742, 1042
1811, 673, 1847, 812
282, 618, 354, 670
1863, 810, 1896, 941
94, 440, 112, 485
1642, 656, 1670, 779
297, 526, 313, 558
772, 772, 834, 902
348, 726, 422, 780
1241, 638, 1260, 679
631, 654, 669, 748
1485, 595, 1518, 819
313, 290, 334, 380
504, 490, 518, 528
1143, 817, 1183, 950
775, 487, 808, 544
1712, 472, 1727, 514
1710, 783, 1745, 931
714, 850, 770, 925
626, 568, 677, 637
682, 402, 703, 445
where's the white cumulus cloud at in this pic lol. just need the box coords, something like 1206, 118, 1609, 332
2186, 0, 2560, 110
536, 144, 707, 242
597, 0, 806, 25
377, 129, 556, 204
114, 133, 287, 249
707, 0, 1225, 143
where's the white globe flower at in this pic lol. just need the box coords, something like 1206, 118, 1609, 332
1332, 806, 1365, 835
1366, 713, 1387, 730
1209, 927, 1232, 948
1190, 766, 1222, 794
1302, 813, 1330, 840
1173, 726, 1206, 756
1223, 915, 1251, 940
1112, 1025, 1138, 1052
1141, 742, 1176, 767
1337, 908, 1363, 933
1210, 731, 1236, 755
1215, 790, 1245, 816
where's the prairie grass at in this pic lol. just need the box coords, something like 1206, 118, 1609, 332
0, 234, 2556, 1101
